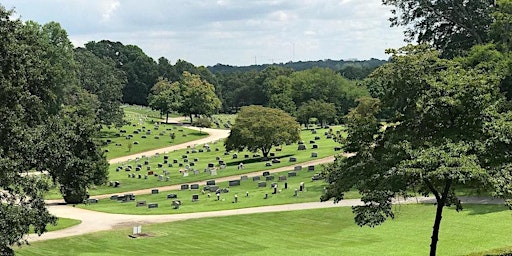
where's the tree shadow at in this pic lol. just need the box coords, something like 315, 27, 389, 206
225, 154, 294, 166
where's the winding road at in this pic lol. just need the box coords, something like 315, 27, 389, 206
27, 121, 505, 243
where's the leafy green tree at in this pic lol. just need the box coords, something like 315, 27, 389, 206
296, 99, 337, 127
490, 0, 512, 52
192, 117, 212, 134
225, 106, 300, 158
176, 71, 221, 123
74, 47, 126, 126
148, 78, 182, 123
322, 45, 509, 256
382, 0, 495, 57
85, 40, 159, 105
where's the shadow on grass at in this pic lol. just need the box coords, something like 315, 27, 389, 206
463, 204, 509, 215
226, 154, 294, 166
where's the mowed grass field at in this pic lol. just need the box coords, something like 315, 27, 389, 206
16, 204, 512, 256
30, 218, 81, 234
81, 127, 344, 197
100, 112, 207, 160
77, 168, 360, 215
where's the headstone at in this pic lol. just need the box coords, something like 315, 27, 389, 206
334, 147, 341, 151
265, 162, 272, 167
181, 184, 189, 190
297, 144, 306, 150
258, 181, 267, 187
192, 194, 199, 202
299, 182, 305, 192
167, 194, 178, 199
278, 176, 287, 181
252, 176, 261, 181
312, 130, 317, 134
309, 140, 315, 144
208, 185, 219, 192
289, 157, 297, 162
311, 152, 318, 157
312, 144, 318, 149
148, 203, 158, 209
240, 175, 248, 181
172, 200, 181, 209
206, 180, 216, 185
88, 198, 98, 204
229, 180, 241, 186
190, 184, 200, 189
265, 175, 275, 181
288, 172, 297, 177
136, 201, 146, 207
173, 159, 178, 163
294, 166, 302, 171
208, 163, 215, 168
262, 171, 270, 176
232, 153, 238, 159
314, 136, 321, 140
312, 174, 322, 181
271, 159, 281, 164
269, 152, 275, 157
151, 189, 159, 194
308, 165, 315, 171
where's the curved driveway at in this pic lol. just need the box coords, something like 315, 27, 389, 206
28, 120, 505, 243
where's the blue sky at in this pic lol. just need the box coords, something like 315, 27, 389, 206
4, 0, 406, 66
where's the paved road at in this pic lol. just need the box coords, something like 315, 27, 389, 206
28, 196, 504, 242
29, 121, 505, 243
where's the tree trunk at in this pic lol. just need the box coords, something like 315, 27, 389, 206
189, 114, 193, 124
262, 148, 269, 159
430, 199, 445, 256
166, 112, 169, 123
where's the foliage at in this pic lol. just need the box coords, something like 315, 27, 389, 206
85, 40, 159, 106
383, 0, 496, 57
175, 71, 222, 123
147, 77, 182, 123
225, 106, 300, 158
322, 45, 511, 256
74, 47, 126, 126
191, 117, 212, 128
296, 99, 337, 127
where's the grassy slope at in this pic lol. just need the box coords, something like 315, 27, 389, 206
16, 205, 512, 256
30, 218, 81, 234
86, 127, 342, 196
77, 168, 360, 215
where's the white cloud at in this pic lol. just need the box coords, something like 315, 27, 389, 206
5, 0, 405, 66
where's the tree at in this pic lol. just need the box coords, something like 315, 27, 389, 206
382, 0, 496, 57
296, 100, 337, 127
490, 0, 512, 52
191, 117, 212, 134
225, 106, 300, 158
74, 47, 126, 126
147, 78, 182, 123
176, 71, 221, 123
321, 45, 509, 256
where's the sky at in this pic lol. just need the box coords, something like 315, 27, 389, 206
3, 0, 407, 67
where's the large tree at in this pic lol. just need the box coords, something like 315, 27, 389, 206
383, 0, 496, 57
0, 6, 109, 254
147, 77, 182, 123
225, 105, 300, 158
296, 99, 337, 127
74, 47, 126, 126
176, 71, 221, 123
321, 45, 511, 256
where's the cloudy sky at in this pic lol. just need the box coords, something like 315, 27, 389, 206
4, 0, 406, 66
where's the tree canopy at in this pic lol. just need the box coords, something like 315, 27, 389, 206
0, 6, 109, 254
225, 106, 300, 158
383, 0, 496, 57
322, 44, 512, 256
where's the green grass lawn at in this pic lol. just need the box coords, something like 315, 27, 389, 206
30, 218, 81, 234
210, 114, 237, 129
77, 168, 360, 215
122, 105, 162, 119
16, 204, 512, 256
99, 114, 207, 160
85, 127, 344, 197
